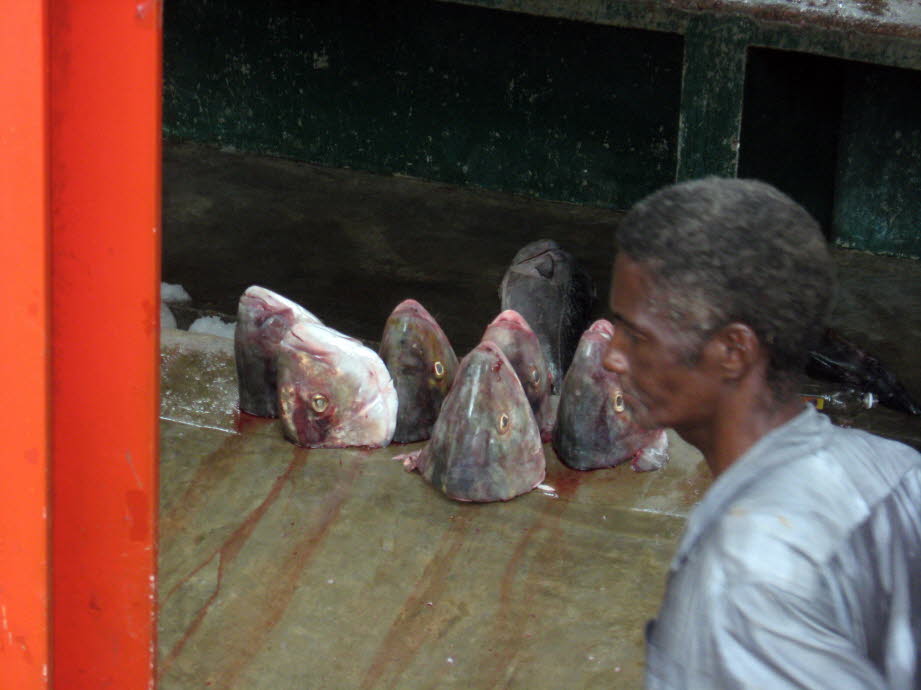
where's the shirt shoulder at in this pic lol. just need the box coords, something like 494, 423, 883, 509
710, 426, 921, 590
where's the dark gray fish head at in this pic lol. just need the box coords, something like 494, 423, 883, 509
408, 340, 545, 502
276, 320, 397, 448
506, 239, 562, 272
552, 319, 667, 471
234, 285, 321, 417
499, 239, 596, 395
807, 328, 921, 416
379, 298, 459, 443
481, 309, 555, 440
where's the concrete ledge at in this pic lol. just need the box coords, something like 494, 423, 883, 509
439, 0, 921, 70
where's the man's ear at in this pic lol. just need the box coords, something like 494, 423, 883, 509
706, 322, 762, 381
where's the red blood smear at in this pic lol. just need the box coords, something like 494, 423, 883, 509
235, 408, 273, 434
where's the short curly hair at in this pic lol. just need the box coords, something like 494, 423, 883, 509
616, 177, 834, 394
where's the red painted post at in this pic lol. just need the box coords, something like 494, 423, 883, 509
49, 1, 161, 687
0, 2, 51, 688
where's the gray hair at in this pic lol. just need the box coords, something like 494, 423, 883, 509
616, 177, 834, 393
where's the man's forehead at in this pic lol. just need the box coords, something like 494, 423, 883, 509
610, 257, 690, 337
609, 254, 659, 306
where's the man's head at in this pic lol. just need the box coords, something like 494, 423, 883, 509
603, 177, 833, 433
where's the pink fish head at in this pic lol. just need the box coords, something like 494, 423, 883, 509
234, 285, 322, 417
277, 321, 397, 448
480, 309, 554, 436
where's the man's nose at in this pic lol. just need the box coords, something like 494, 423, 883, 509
602, 337, 627, 375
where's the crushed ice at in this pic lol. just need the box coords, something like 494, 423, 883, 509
161, 282, 192, 303
189, 315, 237, 339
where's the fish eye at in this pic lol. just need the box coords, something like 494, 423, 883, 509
613, 391, 625, 413
310, 394, 329, 413
530, 367, 541, 384
433, 361, 445, 379
497, 413, 510, 434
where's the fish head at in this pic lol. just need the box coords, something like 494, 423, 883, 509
499, 240, 596, 393
573, 319, 639, 426
416, 340, 545, 502
235, 285, 321, 417
506, 239, 562, 272
277, 321, 397, 448
380, 299, 457, 392
499, 240, 568, 300
553, 319, 665, 470
379, 299, 459, 442
236, 285, 321, 356
238, 285, 320, 328
586, 318, 615, 339
481, 309, 553, 419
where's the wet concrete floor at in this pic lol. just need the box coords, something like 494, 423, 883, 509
159, 330, 707, 688
159, 142, 921, 688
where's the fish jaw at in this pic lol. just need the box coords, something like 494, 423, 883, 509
379, 299, 458, 443
552, 319, 668, 471
395, 449, 423, 472
631, 429, 670, 472
412, 341, 545, 502
481, 309, 555, 439
235, 285, 321, 417
277, 321, 397, 448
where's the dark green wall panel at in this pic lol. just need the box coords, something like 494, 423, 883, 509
834, 63, 921, 258
163, 0, 683, 208
164, 0, 921, 256
739, 48, 845, 236
676, 15, 750, 181
739, 50, 921, 257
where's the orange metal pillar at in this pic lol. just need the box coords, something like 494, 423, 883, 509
0, 2, 51, 688
49, 1, 161, 688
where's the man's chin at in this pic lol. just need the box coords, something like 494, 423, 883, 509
634, 411, 658, 431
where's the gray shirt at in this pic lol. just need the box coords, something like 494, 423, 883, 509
646, 405, 921, 689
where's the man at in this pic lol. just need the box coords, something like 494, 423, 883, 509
603, 177, 921, 688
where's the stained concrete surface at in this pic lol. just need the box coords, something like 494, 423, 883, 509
159, 330, 707, 688
159, 142, 921, 688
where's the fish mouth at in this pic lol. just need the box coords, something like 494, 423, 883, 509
512, 239, 560, 265
587, 319, 615, 339
519, 248, 553, 262
489, 309, 530, 331
392, 299, 439, 327
242, 286, 282, 308
515, 249, 557, 280
247, 296, 278, 315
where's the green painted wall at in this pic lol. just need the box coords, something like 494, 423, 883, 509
164, 0, 921, 256
163, 0, 683, 209
740, 51, 921, 257
740, 49, 845, 236
834, 63, 921, 258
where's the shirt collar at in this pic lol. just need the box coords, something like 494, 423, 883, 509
670, 405, 831, 570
